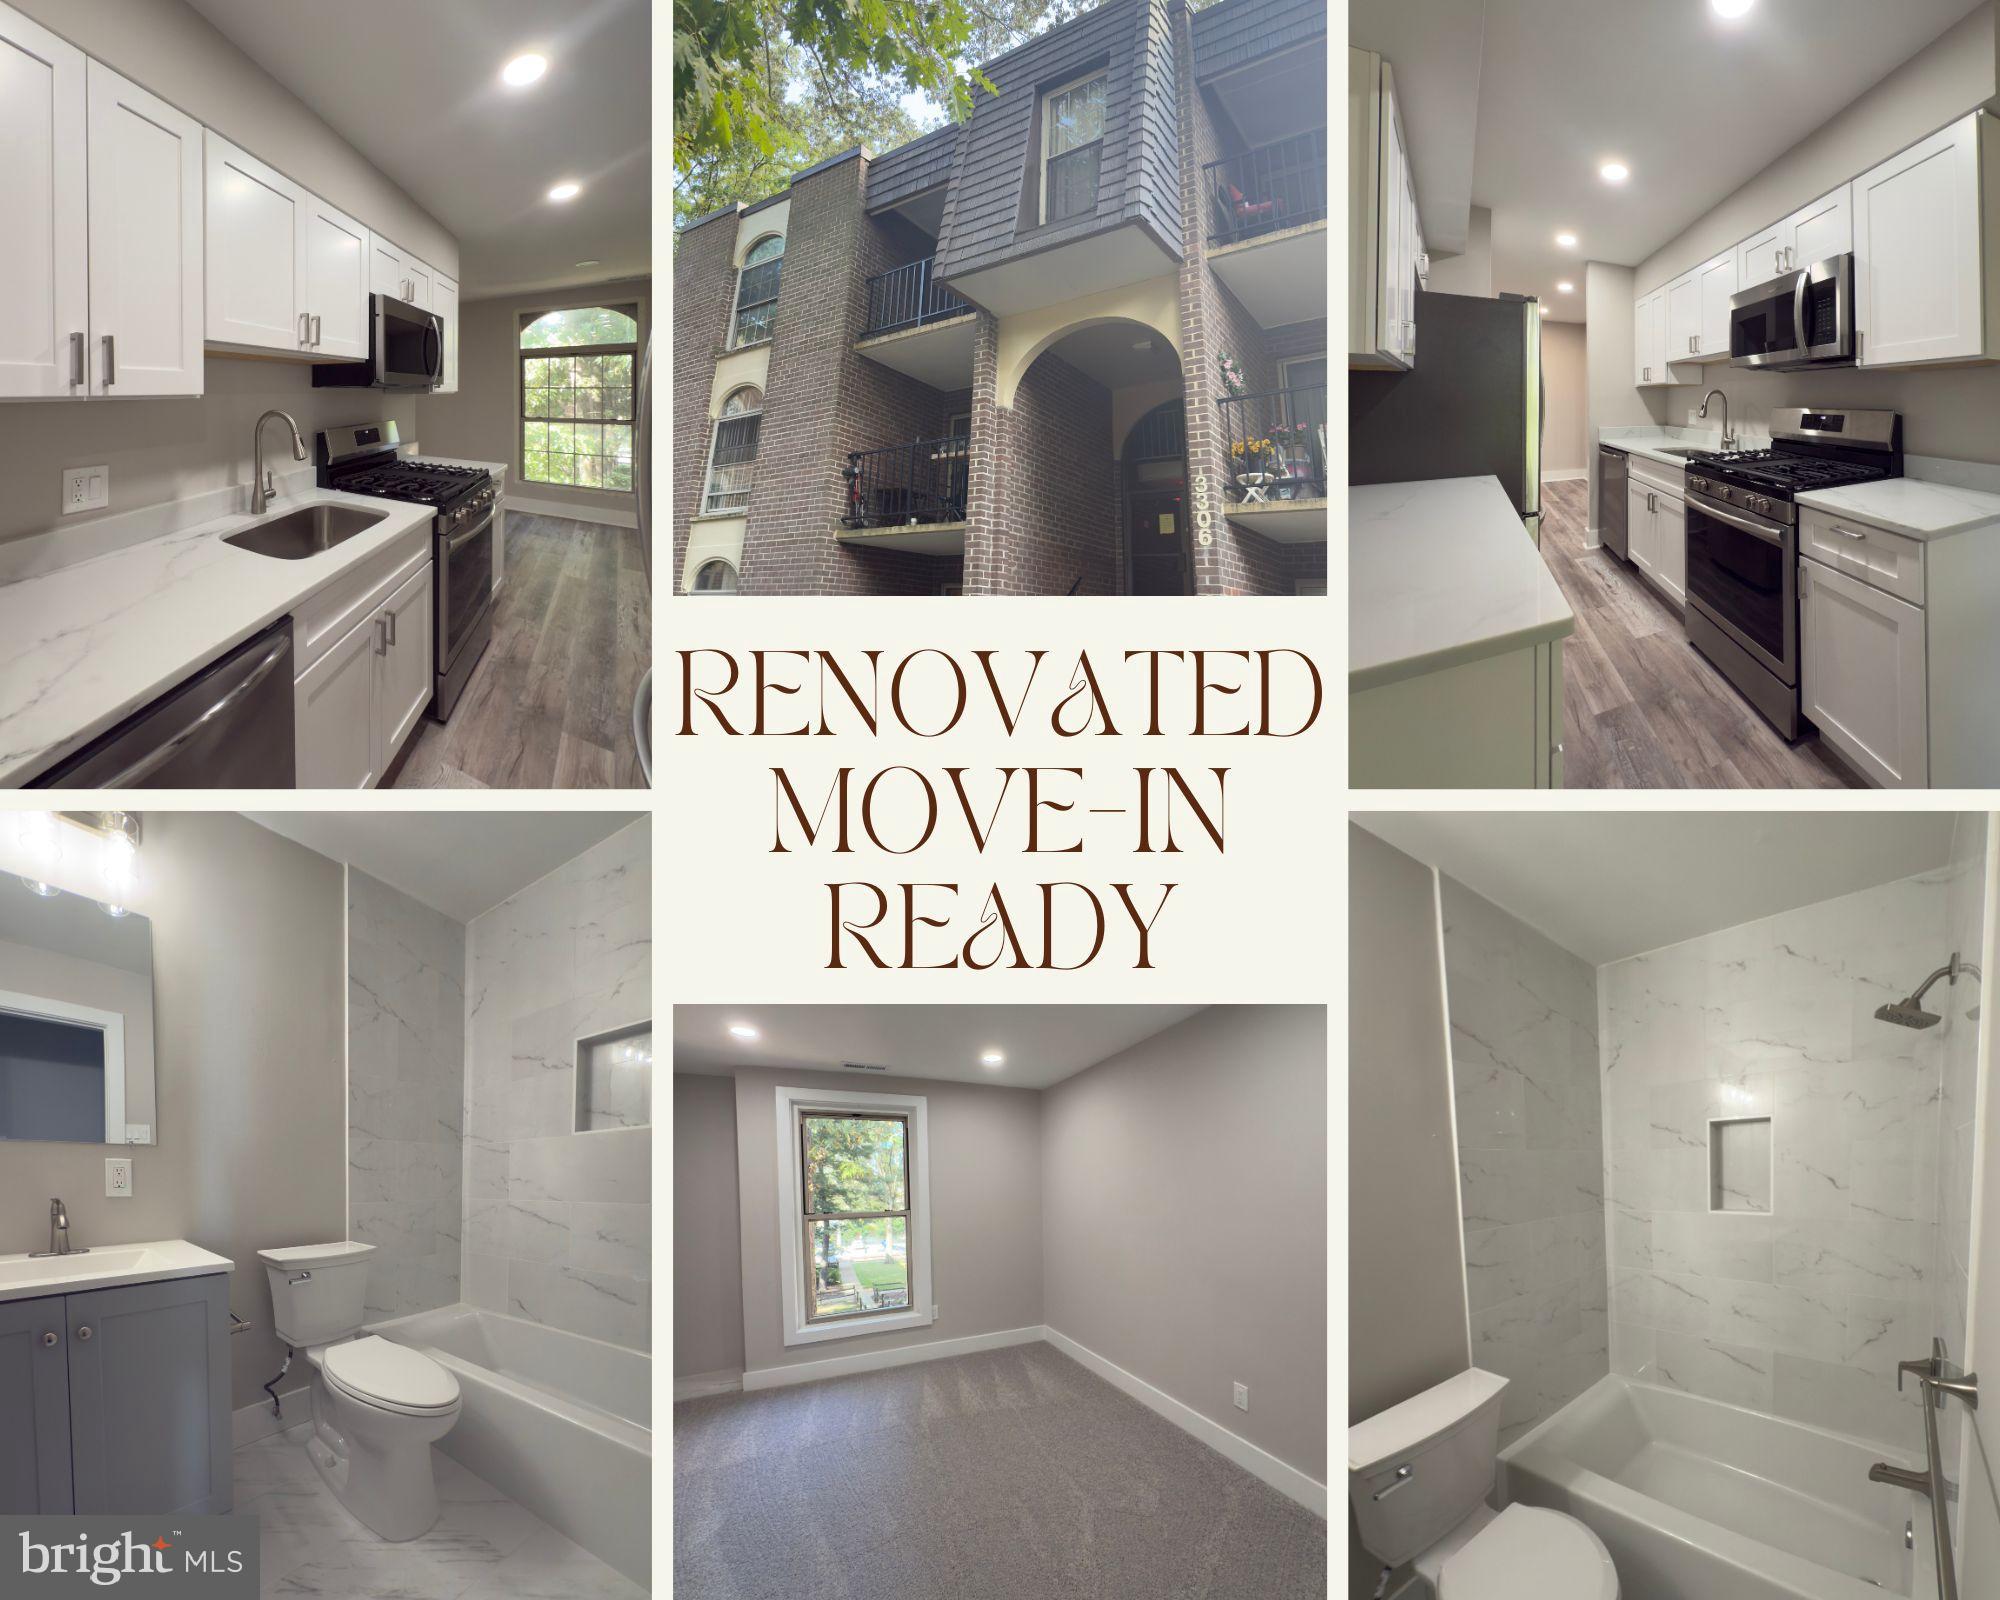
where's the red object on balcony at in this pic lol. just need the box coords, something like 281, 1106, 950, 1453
1227, 183, 1275, 222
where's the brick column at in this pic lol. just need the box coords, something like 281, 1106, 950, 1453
961, 311, 1008, 595
670, 204, 742, 590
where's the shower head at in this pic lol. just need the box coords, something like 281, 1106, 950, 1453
1875, 951, 1980, 1030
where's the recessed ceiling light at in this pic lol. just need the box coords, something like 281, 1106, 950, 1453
502, 53, 547, 87
1710, 0, 1754, 18
728, 1023, 759, 1041
576, 260, 602, 268
1599, 161, 1630, 184
1555, 232, 1577, 249
1556, 281, 1574, 293
547, 181, 582, 202
980, 1051, 1005, 1066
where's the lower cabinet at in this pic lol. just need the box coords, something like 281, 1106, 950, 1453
295, 560, 434, 788
1800, 555, 1928, 788
1626, 480, 1686, 606
1350, 637, 1565, 788
0, 1273, 230, 1515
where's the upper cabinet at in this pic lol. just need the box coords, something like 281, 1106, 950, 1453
1351, 49, 1418, 371
0, 7, 87, 401
1692, 250, 1736, 359
404, 258, 433, 311
433, 274, 460, 393
1664, 269, 1700, 365
301, 195, 369, 361
370, 237, 408, 301
1633, 287, 1667, 385
1735, 183, 1851, 285
1854, 113, 1999, 368
204, 134, 308, 354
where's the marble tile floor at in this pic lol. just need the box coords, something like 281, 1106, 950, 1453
235, 1422, 647, 1599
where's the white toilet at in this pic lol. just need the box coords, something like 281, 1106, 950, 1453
1349, 1368, 1618, 1600
258, 1240, 462, 1542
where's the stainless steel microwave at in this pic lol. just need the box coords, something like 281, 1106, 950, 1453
311, 293, 442, 391
1729, 253, 1855, 371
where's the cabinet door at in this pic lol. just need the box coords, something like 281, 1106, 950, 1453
1736, 222, 1785, 287
405, 258, 433, 310
1627, 482, 1655, 577
1854, 117, 1984, 367
0, 1295, 72, 1513
1399, 160, 1419, 363
1633, 294, 1650, 385
84, 61, 203, 397
1800, 557, 1928, 788
433, 274, 460, 392
1653, 492, 1687, 606
379, 561, 435, 762
0, 5, 87, 399
204, 132, 305, 351
1379, 83, 1406, 361
295, 605, 385, 788
303, 193, 369, 360
1786, 182, 1851, 268
1665, 269, 1701, 362
370, 235, 408, 300
1695, 251, 1736, 358
66, 1274, 230, 1516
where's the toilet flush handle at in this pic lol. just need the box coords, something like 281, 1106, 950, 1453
1373, 1464, 1416, 1501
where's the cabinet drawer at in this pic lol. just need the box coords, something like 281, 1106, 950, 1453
1799, 506, 1924, 605
1629, 459, 1685, 495
290, 525, 429, 677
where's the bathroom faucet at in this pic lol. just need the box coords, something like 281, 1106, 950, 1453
29, 1198, 85, 1259
252, 409, 308, 515
1697, 389, 1738, 452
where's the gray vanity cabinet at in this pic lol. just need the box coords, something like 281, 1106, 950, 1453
0, 1273, 230, 1516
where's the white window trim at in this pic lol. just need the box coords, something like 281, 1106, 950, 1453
0, 987, 126, 1141
775, 1084, 934, 1347
1277, 352, 1328, 388
1039, 68, 1108, 226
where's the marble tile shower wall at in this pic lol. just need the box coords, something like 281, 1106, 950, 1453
463, 821, 651, 1351
1440, 876, 1608, 1449
1936, 814, 1986, 1487
1600, 870, 1955, 1452
348, 869, 467, 1322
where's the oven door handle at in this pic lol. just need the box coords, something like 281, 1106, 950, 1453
1695, 495, 1785, 548
446, 509, 493, 553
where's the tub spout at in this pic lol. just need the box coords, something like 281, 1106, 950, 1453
1869, 1461, 1931, 1496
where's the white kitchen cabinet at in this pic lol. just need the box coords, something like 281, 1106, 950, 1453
433, 273, 460, 393
1735, 221, 1784, 288
1626, 476, 1686, 607
1351, 639, 1565, 788
294, 558, 434, 788
204, 132, 307, 353
1665, 268, 1701, 364
1633, 288, 1667, 384
84, 61, 203, 397
1737, 184, 1852, 285
370, 236, 408, 301
1799, 555, 1927, 788
1350, 48, 1419, 371
302, 194, 369, 361
405, 258, 433, 310
1693, 250, 1736, 359
1626, 481, 1655, 584
1854, 113, 2000, 368
377, 562, 434, 758
0, 3, 87, 400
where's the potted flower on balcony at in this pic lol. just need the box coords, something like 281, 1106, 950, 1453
1229, 436, 1276, 500
1219, 352, 1247, 397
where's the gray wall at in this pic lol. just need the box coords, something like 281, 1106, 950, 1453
347, 869, 466, 1323
1582, 260, 1651, 533
673, 1075, 744, 1379
1041, 1005, 1328, 1483
731, 1066, 1044, 1374
0, 815, 345, 1414
1542, 320, 1588, 478
1424, 204, 1493, 298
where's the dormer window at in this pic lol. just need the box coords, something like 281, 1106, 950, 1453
1041, 71, 1107, 224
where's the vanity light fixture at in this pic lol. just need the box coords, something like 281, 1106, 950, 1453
1555, 232, 1577, 249
1599, 161, 1630, 184
547, 181, 582, 202
15, 811, 61, 896
728, 1023, 760, 1041
980, 1050, 1005, 1067
501, 53, 548, 87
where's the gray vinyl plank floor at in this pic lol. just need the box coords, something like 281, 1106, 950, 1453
673, 1343, 1328, 1600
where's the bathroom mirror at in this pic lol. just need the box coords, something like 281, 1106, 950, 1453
0, 874, 156, 1145
576, 1020, 652, 1132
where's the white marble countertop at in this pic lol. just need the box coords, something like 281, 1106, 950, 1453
0, 1238, 231, 1305
1795, 474, 2000, 542
400, 445, 508, 484
1597, 427, 1726, 472
0, 487, 431, 785
1351, 476, 1576, 692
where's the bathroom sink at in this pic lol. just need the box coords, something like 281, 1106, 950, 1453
0, 1239, 232, 1303
0, 1247, 160, 1287
225, 503, 387, 559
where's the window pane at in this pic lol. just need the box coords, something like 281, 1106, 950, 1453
604, 424, 633, 464
523, 422, 549, 453
604, 353, 634, 387
803, 1114, 906, 1214
743, 234, 784, 268
604, 385, 633, 421
1047, 143, 1101, 223
1048, 76, 1105, 155
546, 452, 577, 486
577, 454, 604, 488
606, 459, 634, 491
524, 387, 550, 419
519, 305, 639, 349
525, 357, 553, 389
733, 302, 774, 345
807, 1216, 908, 1319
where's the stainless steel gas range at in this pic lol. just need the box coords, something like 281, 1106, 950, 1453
317, 420, 495, 721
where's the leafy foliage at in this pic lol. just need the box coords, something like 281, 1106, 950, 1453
803, 1115, 906, 1214
520, 306, 639, 350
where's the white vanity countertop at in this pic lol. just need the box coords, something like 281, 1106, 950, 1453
1351, 476, 1576, 692
1795, 474, 2000, 542
0, 488, 432, 786
0, 1238, 232, 1304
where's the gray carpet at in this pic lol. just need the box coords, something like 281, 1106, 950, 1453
673, 1341, 1328, 1599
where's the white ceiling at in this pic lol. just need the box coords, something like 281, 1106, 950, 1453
1356, 0, 1987, 323
182, 0, 650, 299
245, 811, 642, 922
1354, 810, 1961, 965
673, 1004, 1206, 1089
1349, 0, 1487, 256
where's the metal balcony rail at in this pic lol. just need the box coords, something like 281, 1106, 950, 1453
1205, 128, 1329, 247
841, 435, 971, 529
862, 257, 971, 337
1218, 384, 1326, 503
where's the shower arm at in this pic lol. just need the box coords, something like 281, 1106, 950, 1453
1907, 953, 1979, 1006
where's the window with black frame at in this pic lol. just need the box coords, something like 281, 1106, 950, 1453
732, 235, 784, 346
520, 305, 639, 490
1042, 72, 1107, 224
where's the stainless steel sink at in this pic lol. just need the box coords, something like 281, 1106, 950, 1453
224, 503, 387, 559
1655, 447, 1712, 458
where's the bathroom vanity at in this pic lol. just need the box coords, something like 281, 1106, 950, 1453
0, 1241, 233, 1515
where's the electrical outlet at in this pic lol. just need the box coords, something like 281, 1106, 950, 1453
931, 1304, 940, 1320
105, 1157, 132, 1197
1233, 1382, 1249, 1412
63, 465, 109, 515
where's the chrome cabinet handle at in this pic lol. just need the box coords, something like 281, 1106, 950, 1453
76, 1326, 92, 1341
1373, 1465, 1415, 1501
386, 606, 397, 646
300, 311, 310, 347
1828, 524, 1867, 541
374, 617, 389, 656
102, 335, 114, 387
70, 331, 84, 387
41, 1331, 56, 1348
311, 314, 322, 347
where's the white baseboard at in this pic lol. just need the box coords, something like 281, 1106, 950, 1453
232, 1387, 309, 1448
673, 1368, 744, 1401
741, 1324, 1044, 1391
1543, 467, 1587, 482
503, 494, 637, 529
1041, 1326, 1328, 1517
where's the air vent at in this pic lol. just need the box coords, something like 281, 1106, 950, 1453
841, 1061, 889, 1072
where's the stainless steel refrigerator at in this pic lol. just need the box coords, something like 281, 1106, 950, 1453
1349, 289, 1544, 543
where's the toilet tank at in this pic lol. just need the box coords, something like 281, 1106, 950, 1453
1349, 1368, 1509, 1568
258, 1240, 376, 1347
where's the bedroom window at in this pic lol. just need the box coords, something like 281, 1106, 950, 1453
776, 1086, 934, 1345
1041, 71, 1107, 224
732, 234, 784, 346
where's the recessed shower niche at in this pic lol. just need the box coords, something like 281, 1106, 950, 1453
576, 1020, 653, 1131
1707, 1116, 1772, 1213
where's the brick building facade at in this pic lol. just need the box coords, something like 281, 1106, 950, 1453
674, 0, 1328, 597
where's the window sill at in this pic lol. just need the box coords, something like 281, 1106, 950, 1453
783, 1305, 934, 1348
722, 338, 774, 357
692, 508, 748, 523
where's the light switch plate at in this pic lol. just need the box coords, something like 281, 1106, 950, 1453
1233, 1382, 1249, 1411
63, 465, 109, 514
105, 1157, 132, 1197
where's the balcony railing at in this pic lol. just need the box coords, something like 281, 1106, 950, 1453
1218, 384, 1326, 503
841, 435, 971, 528
862, 257, 971, 338
1205, 129, 1329, 248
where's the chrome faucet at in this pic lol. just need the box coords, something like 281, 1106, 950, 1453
29, 1198, 85, 1259
251, 409, 307, 515
1697, 388, 1738, 451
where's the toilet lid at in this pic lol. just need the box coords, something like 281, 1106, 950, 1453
321, 1336, 459, 1415
1439, 1505, 1617, 1600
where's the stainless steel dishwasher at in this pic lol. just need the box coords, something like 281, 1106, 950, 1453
1599, 445, 1629, 560
28, 616, 296, 787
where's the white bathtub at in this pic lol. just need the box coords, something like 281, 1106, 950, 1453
1500, 1376, 1936, 1600
369, 1304, 651, 1588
